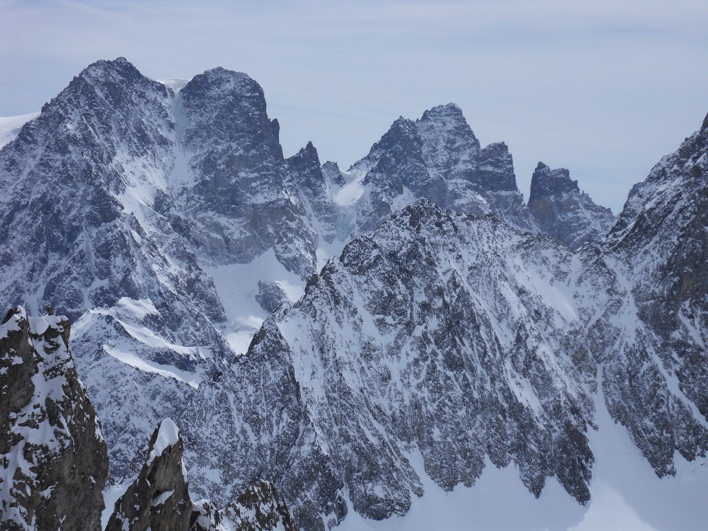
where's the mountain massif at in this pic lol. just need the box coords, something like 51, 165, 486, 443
0, 58, 705, 530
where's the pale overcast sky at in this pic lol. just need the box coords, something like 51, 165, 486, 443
1, 0, 706, 213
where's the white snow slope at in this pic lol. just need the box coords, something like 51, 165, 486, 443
337, 383, 708, 531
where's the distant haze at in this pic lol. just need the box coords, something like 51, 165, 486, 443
1, 0, 706, 214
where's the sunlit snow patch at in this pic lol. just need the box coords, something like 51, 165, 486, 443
147, 418, 180, 465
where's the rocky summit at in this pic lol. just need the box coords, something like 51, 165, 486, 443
528, 162, 616, 250
0, 56, 705, 530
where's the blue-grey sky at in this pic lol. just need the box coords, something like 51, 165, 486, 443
1, 0, 706, 213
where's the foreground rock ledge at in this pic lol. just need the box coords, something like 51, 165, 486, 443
0, 306, 108, 530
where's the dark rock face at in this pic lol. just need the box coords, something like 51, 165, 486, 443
107, 419, 192, 531
0, 307, 108, 530
107, 420, 298, 531
176, 68, 318, 277
255, 280, 289, 313
528, 162, 615, 250
0, 57, 173, 321
287, 141, 338, 245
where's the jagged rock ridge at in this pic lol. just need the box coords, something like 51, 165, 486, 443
107, 419, 192, 531
591, 113, 708, 475
0, 57, 613, 484
338, 103, 537, 237
0, 308, 108, 530
183, 202, 600, 529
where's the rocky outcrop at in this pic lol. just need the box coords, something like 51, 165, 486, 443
255, 280, 289, 313
287, 141, 338, 246
107, 419, 192, 531
108, 419, 297, 531
528, 162, 615, 250
175, 67, 319, 277
0, 307, 108, 530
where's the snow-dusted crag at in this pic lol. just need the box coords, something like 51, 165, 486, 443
193, 481, 297, 531
107, 419, 193, 531
108, 418, 297, 531
171, 68, 319, 277
183, 202, 597, 529
0, 58, 238, 481
528, 162, 615, 250
0, 308, 108, 530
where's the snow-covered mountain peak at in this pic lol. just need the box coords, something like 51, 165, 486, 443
610, 112, 707, 243
418, 102, 480, 156
79, 56, 146, 85
419, 101, 465, 121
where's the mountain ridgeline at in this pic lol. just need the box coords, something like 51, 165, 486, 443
0, 57, 705, 530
